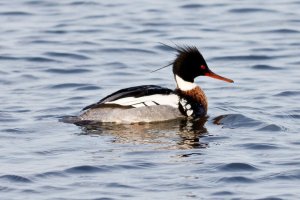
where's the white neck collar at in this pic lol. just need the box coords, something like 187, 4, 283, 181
175, 75, 197, 91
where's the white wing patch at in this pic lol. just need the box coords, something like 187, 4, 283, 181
105, 94, 179, 108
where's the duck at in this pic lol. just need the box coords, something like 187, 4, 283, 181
75, 45, 233, 124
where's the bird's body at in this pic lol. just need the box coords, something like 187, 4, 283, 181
75, 45, 233, 124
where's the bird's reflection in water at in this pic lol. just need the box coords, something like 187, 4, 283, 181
77, 117, 208, 150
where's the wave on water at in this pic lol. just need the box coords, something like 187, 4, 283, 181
0, 175, 32, 183
212, 55, 272, 61
213, 114, 262, 128
44, 52, 90, 60
213, 114, 285, 132
217, 162, 259, 172
274, 91, 300, 97
218, 176, 256, 184
251, 64, 283, 70
0, 11, 33, 16
64, 165, 111, 174
45, 68, 91, 74
228, 8, 275, 13
0, 56, 60, 63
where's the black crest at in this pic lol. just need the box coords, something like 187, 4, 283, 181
172, 45, 209, 82
153, 43, 209, 82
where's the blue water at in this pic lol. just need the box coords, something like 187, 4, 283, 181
1, 0, 300, 199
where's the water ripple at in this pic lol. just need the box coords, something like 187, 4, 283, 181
257, 124, 284, 132
212, 55, 272, 61
64, 165, 111, 174
0, 11, 33, 16
228, 8, 274, 13
251, 64, 283, 70
0, 186, 13, 192
44, 52, 90, 60
34, 171, 67, 178
0, 175, 32, 183
274, 173, 300, 181
274, 91, 300, 97
0, 112, 20, 123
263, 28, 300, 34
44, 30, 68, 34
180, 4, 205, 9
103, 62, 128, 68
213, 114, 262, 129
105, 182, 137, 189
45, 68, 91, 74
265, 170, 300, 181
49, 83, 90, 89
240, 143, 279, 150
218, 163, 259, 172
3, 128, 27, 134
0, 56, 20, 61
101, 48, 156, 54
75, 85, 101, 91
290, 114, 300, 119
25, 57, 60, 63
212, 191, 234, 196
218, 176, 256, 184
25, 0, 57, 6
69, 1, 99, 6
0, 55, 60, 63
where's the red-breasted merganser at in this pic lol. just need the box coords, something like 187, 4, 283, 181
76, 46, 233, 124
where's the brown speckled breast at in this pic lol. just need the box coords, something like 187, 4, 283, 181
175, 86, 208, 117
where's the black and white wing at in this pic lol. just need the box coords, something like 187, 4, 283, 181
82, 85, 179, 110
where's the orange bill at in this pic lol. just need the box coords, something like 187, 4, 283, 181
205, 71, 234, 83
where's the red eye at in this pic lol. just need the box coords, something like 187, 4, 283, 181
200, 65, 206, 70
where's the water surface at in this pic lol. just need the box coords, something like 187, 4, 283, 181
1, 0, 300, 199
